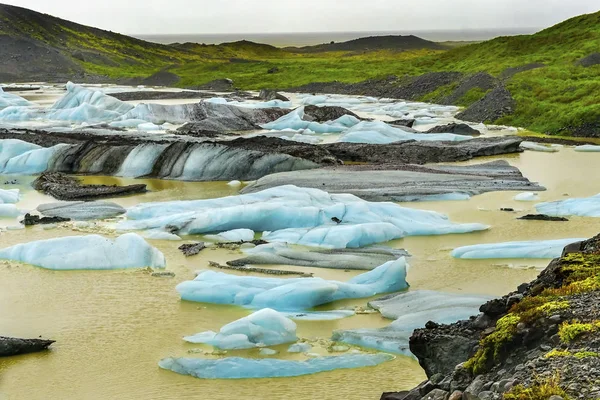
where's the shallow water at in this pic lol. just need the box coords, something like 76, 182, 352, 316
1, 146, 600, 399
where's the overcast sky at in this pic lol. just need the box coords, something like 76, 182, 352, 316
4, 0, 599, 35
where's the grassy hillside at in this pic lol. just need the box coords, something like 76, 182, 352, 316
1, 3, 599, 136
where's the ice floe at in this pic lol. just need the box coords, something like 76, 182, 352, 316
176, 258, 409, 311
575, 145, 600, 152
520, 141, 559, 152
119, 186, 488, 247
205, 229, 255, 243
451, 238, 587, 259
536, 194, 600, 217
261, 107, 359, 134
183, 308, 297, 349
0, 87, 33, 109
0, 233, 166, 270
332, 290, 489, 355
338, 121, 472, 144
37, 201, 126, 221
0, 189, 19, 204
159, 353, 394, 379
514, 192, 540, 201
0, 204, 20, 218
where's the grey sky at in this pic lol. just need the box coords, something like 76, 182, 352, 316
4, 0, 599, 35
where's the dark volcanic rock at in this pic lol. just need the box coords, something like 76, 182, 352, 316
179, 242, 206, 257
441, 72, 497, 105
392, 72, 463, 101
20, 213, 70, 226
518, 214, 569, 222
388, 119, 416, 128
427, 123, 481, 136
32, 172, 147, 201
455, 86, 516, 123
0, 336, 55, 357
187, 78, 234, 91
111, 91, 212, 102
577, 52, 600, 68
139, 71, 181, 87
258, 89, 289, 102
500, 63, 546, 79
560, 119, 600, 138
303, 105, 360, 122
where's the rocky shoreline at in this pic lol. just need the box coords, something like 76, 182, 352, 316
383, 235, 600, 400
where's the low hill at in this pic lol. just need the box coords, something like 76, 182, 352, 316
284, 35, 446, 53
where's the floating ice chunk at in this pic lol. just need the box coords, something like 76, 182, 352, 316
261, 107, 358, 134
0, 233, 166, 270
120, 186, 488, 242
0, 139, 42, 168
52, 82, 134, 115
332, 290, 489, 355
183, 309, 297, 349
159, 353, 394, 379
227, 180, 242, 187
38, 201, 126, 221
46, 103, 123, 123
259, 348, 278, 356
536, 194, 600, 217
177, 258, 409, 311
288, 343, 312, 353
575, 145, 600, 152
0, 204, 20, 218
514, 192, 540, 202
143, 230, 182, 241
338, 121, 472, 144
1, 143, 71, 175
0, 88, 33, 109
0, 189, 20, 204
108, 119, 150, 129
283, 310, 355, 320
398, 193, 471, 202
263, 223, 404, 249
205, 229, 255, 242
116, 143, 169, 178
451, 238, 587, 259
520, 141, 559, 152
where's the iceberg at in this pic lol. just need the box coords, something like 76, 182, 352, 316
0, 204, 20, 218
37, 201, 126, 221
2, 144, 71, 175
52, 82, 134, 116
0, 189, 19, 204
536, 194, 600, 217
0, 233, 166, 270
575, 145, 600, 152
261, 107, 359, 134
451, 238, 587, 259
338, 121, 473, 144
288, 343, 312, 353
116, 143, 169, 178
0, 87, 33, 109
0, 139, 43, 168
119, 186, 488, 244
514, 192, 540, 201
159, 353, 394, 379
183, 308, 297, 349
520, 141, 559, 153
176, 258, 409, 311
205, 229, 255, 243
332, 290, 489, 355
142, 230, 182, 241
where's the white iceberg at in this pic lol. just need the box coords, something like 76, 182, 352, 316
0, 189, 20, 204
205, 229, 255, 243
338, 121, 472, 144
536, 194, 600, 217
0, 87, 33, 109
575, 145, 600, 152
0, 204, 20, 218
51, 82, 134, 116
116, 143, 169, 178
520, 141, 559, 153
159, 353, 394, 379
288, 343, 312, 353
119, 186, 488, 246
183, 308, 297, 349
0, 233, 166, 270
514, 192, 540, 202
142, 230, 182, 241
261, 107, 359, 134
176, 258, 409, 311
451, 238, 587, 259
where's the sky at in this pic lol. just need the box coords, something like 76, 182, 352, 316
3, 0, 599, 35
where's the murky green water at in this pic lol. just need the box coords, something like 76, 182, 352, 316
0, 148, 599, 399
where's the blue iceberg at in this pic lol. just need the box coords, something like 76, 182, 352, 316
0, 189, 19, 204
177, 258, 409, 311
536, 194, 600, 217
184, 308, 297, 349
158, 353, 394, 379
338, 121, 473, 144
451, 238, 587, 259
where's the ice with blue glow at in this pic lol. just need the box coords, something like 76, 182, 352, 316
116, 143, 169, 178
0, 139, 71, 175
0, 233, 166, 270
575, 145, 600, 152
337, 121, 473, 144
53, 82, 135, 115
183, 308, 297, 349
514, 192, 540, 202
451, 238, 586, 259
0, 87, 33, 109
205, 229, 255, 242
159, 353, 394, 379
261, 107, 359, 134
332, 290, 489, 355
119, 186, 488, 247
536, 194, 600, 217
0, 204, 20, 218
176, 258, 408, 311
0, 189, 19, 204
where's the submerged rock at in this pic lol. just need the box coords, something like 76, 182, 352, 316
302, 104, 360, 122
518, 214, 569, 222
0, 336, 55, 357
426, 123, 481, 136
32, 172, 146, 201
20, 213, 69, 226
178, 242, 206, 257
37, 201, 126, 221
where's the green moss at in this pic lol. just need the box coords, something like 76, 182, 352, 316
418, 82, 458, 103
456, 87, 491, 106
504, 374, 570, 400
465, 314, 520, 374
558, 321, 600, 343
574, 351, 599, 359
544, 349, 571, 358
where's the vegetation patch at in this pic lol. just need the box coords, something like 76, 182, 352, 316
558, 321, 600, 343
504, 374, 571, 400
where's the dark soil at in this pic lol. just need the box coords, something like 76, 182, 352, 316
455, 86, 516, 123
441, 72, 497, 105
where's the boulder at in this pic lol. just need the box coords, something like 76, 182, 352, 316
258, 89, 289, 102
0, 336, 54, 357
426, 123, 481, 136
